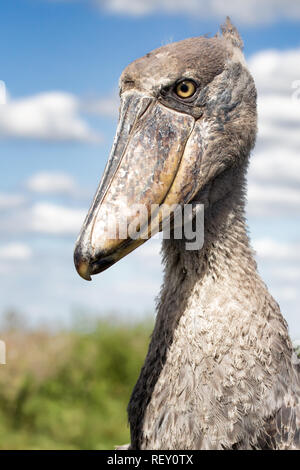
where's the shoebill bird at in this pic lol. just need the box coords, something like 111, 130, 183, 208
74, 19, 300, 449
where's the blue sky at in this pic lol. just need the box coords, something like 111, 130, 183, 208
0, 0, 299, 338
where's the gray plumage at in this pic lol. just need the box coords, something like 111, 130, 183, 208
125, 19, 300, 450
75, 18, 300, 450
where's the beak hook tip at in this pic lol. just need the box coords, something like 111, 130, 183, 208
76, 259, 92, 281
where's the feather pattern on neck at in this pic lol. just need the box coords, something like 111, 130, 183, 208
128, 166, 299, 450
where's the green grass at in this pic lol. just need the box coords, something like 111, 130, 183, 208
1, 317, 299, 450
0, 319, 152, 449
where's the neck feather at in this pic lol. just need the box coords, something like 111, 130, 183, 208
128, 164, 294, 450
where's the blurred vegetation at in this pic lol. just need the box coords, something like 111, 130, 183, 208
0, 312, 152, 450
0, 311, 299, 450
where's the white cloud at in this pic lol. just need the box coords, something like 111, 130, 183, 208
253, 238, 300, 261
30, 202, 85, 235
0, 193, 26, 209
92, 0, 300, 24
272, 266, 300, 281
273, 286, 298, 301
0, 80, 7, 105
248, 48, 300, 95
49, 0, 300, 24
247, 183, 300, 216
0, 243, 32, 260
0, 202, 86, 236
252, 238, 300, 331
247, 47, 300, 217
249, 148, 300, 186
26, 172, 77, 195
82, 94, 119, 118
256, 95, 300, 147
0, 92, 100, 142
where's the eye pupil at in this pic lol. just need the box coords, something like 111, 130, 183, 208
175, 80, 196, 98
180, 84, 189, 93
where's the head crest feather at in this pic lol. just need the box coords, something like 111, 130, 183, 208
221, 17, 243, 50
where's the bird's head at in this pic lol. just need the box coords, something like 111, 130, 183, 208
74, 18, 257, 281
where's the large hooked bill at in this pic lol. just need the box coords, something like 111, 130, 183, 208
74, 90, 204, 281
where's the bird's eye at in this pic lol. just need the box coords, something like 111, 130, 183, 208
175, 80, 196, 98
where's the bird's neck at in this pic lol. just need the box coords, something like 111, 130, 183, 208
148, 165, 264, 374
128, 165, 293, 449
159, 164, 257, 321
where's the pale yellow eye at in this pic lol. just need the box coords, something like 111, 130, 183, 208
175, 80, 196, 98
